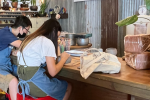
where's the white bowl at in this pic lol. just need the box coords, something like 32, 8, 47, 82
105, 48, 117, 55
98, 48, 103, 52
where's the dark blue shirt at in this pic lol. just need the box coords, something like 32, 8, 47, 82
0, 26, 18, 51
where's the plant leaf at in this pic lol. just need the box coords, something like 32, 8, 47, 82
39, 0, 49, 13
115, 15, 138, 27
145, 0, 150, 10
31, 0, 33, 5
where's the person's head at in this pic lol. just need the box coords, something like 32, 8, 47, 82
20, 19, 62, 55
11, 16, 32, 38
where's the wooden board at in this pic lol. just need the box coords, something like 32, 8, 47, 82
58, 57, 150, 99
57, 76, 129, 100
70, 43, 92, 50
64, 57, 80, 67
101, 0, 118, 52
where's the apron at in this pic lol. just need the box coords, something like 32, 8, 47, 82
17, 53, 68, 100
0, 46, 17, 76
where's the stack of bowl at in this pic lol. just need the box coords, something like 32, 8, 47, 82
65, 33, 76, 46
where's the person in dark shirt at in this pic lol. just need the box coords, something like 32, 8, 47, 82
0, 16, 32, 100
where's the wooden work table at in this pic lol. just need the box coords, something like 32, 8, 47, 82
57, 57, 150, 100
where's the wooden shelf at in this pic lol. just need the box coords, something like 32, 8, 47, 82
70, 43, 92, 50
0, 23, 13, 26
0, 10, 38, 13
0, 14, 23, 16
0, 17, 16, 19
0, 11, 39, 29
51, 13, 68, 19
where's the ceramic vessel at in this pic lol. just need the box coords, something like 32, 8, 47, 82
30, 6, 38, 11
77, 38, 89, 46
105, 48, 117, 55
57, 56, 72, 64
20, 8, 29, 11
1, 7, 10, 10
38, 12, 47, 17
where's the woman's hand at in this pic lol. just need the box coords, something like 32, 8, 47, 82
61, 52, 70, 61
46, 52, 70, 77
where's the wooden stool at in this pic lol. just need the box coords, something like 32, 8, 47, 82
6, 93, 56, 100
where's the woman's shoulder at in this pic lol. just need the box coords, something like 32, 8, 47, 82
36, 36, 53, 44
25, 36, 54, 51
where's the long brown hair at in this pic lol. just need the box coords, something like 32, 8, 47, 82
19, 19, 62, 55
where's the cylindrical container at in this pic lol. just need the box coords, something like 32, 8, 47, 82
65, 38, 71, 51
65, 34, 76, 46
105, 48, 117, 55
77, 38, 89, 46
98, 48, 103, 52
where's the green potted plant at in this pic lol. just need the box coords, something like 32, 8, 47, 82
30, 0, 38, 11
11, 0, 18, 8
38, 0, 49, 17
115, 0, 150, 26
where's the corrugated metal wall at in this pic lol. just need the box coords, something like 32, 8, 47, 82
47, 0, 86, 33
46, 0, 145, 56
47, 0, 101, 49
85, 1, 101, 48
118, 0, 145, 56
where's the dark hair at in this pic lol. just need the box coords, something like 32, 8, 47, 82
20, 19, 62, 55
11, 16, 32, 28
43, 19, 62, 54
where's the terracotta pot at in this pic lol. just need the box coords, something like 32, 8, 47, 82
20, 8, 29, 11
30, 6, 38, 11
11, 2, 18, 8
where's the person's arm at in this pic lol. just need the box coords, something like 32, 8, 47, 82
10, 40, 22, 48
46, 52, 70, 77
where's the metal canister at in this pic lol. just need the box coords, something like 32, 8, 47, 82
65, 34, 76, 46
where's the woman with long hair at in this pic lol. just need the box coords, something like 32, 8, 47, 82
17, 19, 72, 100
